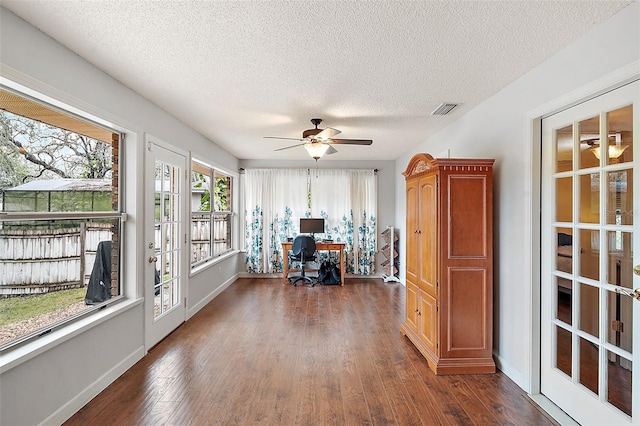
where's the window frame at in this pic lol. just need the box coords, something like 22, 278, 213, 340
0, 83, 127, 352
190, 159, 236, 270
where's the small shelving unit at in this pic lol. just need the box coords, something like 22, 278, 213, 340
380, 226, 400, 283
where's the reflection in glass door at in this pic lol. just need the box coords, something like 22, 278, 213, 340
541, 81, 638, 425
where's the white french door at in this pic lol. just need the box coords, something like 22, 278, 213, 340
145, 139, 187, 349
541, 81, 639, 424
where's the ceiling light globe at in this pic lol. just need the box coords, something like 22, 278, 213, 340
304, 142, 330, 159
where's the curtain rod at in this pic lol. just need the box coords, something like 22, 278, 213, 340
239, 167, 378, 173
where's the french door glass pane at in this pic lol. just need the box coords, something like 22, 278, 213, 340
606, 350, 632, 416
556, 277, 572, 325
556, 227, 573, 274
608, 231, 633, 289
579, 336, 599, 395
579, 116, 600, 170
555, 325, 572, 377
606, 290, 633, 352
163, 164, 170, 190
579, 229, 600, 281
163, 194, 170, 219
580, 173, 600, 223
607, 169, 633, 225
556, 177, 573, 222
154, 194, 161, 222
579, 282, 599, 338
607, 105, 633, 166
556, 124, 573, 173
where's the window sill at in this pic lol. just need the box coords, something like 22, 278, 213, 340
0, 297, 143, 374
189, 249, 239, 277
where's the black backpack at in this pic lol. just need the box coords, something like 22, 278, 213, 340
318, 260, 341, 285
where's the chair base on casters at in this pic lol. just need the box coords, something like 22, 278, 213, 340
289, 275, 315, 286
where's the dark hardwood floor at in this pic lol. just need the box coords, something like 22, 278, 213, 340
65, 278, 558, 425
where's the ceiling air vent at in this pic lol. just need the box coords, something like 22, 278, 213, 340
431, 103, 459, 116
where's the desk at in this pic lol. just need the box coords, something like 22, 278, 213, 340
281, 241, 346, 286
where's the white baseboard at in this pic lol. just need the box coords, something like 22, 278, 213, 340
495, 353, 578, 424
187, 273, 238, 319
236, 272, 387, 280
41, 346, 145, 426
528, 394, 579, 426
493, 352, 529, 392
237, 272, 281, 279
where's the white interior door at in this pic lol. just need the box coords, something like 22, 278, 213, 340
145, 139, 187, 349
541, 81, 639, 425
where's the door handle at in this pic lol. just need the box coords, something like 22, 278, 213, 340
149, 256, 158, 263
615, 287, 640, 301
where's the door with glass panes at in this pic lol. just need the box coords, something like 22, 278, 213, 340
145, 139, 186, 349
541, 81, 639, 424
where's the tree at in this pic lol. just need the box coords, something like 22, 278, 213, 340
0, 110, 112, 190
191, 173, 229, 212
0, 136, 32, 191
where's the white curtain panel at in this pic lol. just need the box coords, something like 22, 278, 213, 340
244, 168, 377, 275
244, 168, 308, 273
310, 169, 377, 275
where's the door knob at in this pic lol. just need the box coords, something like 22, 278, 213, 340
634, 264, 640, 276
615, 287, 640, 301
148, 256, 158, 263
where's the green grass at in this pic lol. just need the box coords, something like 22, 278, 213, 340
0, 287, 86, 327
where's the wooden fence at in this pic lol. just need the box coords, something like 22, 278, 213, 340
0, 215, 230, 297
191, 216, 230, 263
0, 223, 112, 297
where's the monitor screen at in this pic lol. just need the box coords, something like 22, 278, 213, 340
300, 218, 324, 234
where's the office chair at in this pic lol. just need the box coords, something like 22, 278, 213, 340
289, 235, 317, 286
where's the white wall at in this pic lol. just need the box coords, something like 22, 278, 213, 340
0, 8, 240, 425
395, 1, 639, 391
239, 159, 397, 276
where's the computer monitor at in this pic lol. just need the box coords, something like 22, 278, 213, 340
299, 218, 324, 236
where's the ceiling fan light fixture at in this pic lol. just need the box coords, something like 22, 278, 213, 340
304, 142, 330, 160
589, 143, 629, 160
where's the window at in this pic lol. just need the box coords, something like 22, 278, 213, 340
191, 160, 233, 267
0, 87, 123, 350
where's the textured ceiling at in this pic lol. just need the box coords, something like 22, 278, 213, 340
1, 1, 634, 161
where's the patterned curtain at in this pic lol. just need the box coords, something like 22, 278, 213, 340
243, 169, 308, 273
243, 168, 377, 275
311, 169, 377, 274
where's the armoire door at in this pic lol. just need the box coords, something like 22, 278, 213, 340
406, 178, 419, 285
418, 174, 438, 295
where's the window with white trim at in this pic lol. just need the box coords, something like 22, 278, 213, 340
191, 160, 233, 267
0, 87, 124, 350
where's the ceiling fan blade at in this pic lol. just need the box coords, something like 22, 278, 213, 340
325, 145, 338, 155
264, 136, 306, 141
314, 127, 341, 140
329, 138, 373, 145
274, 142, 307, 151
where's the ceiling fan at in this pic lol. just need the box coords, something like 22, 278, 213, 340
264, 118, 373, 160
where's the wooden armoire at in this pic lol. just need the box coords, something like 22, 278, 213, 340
400, 153, 495, 375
